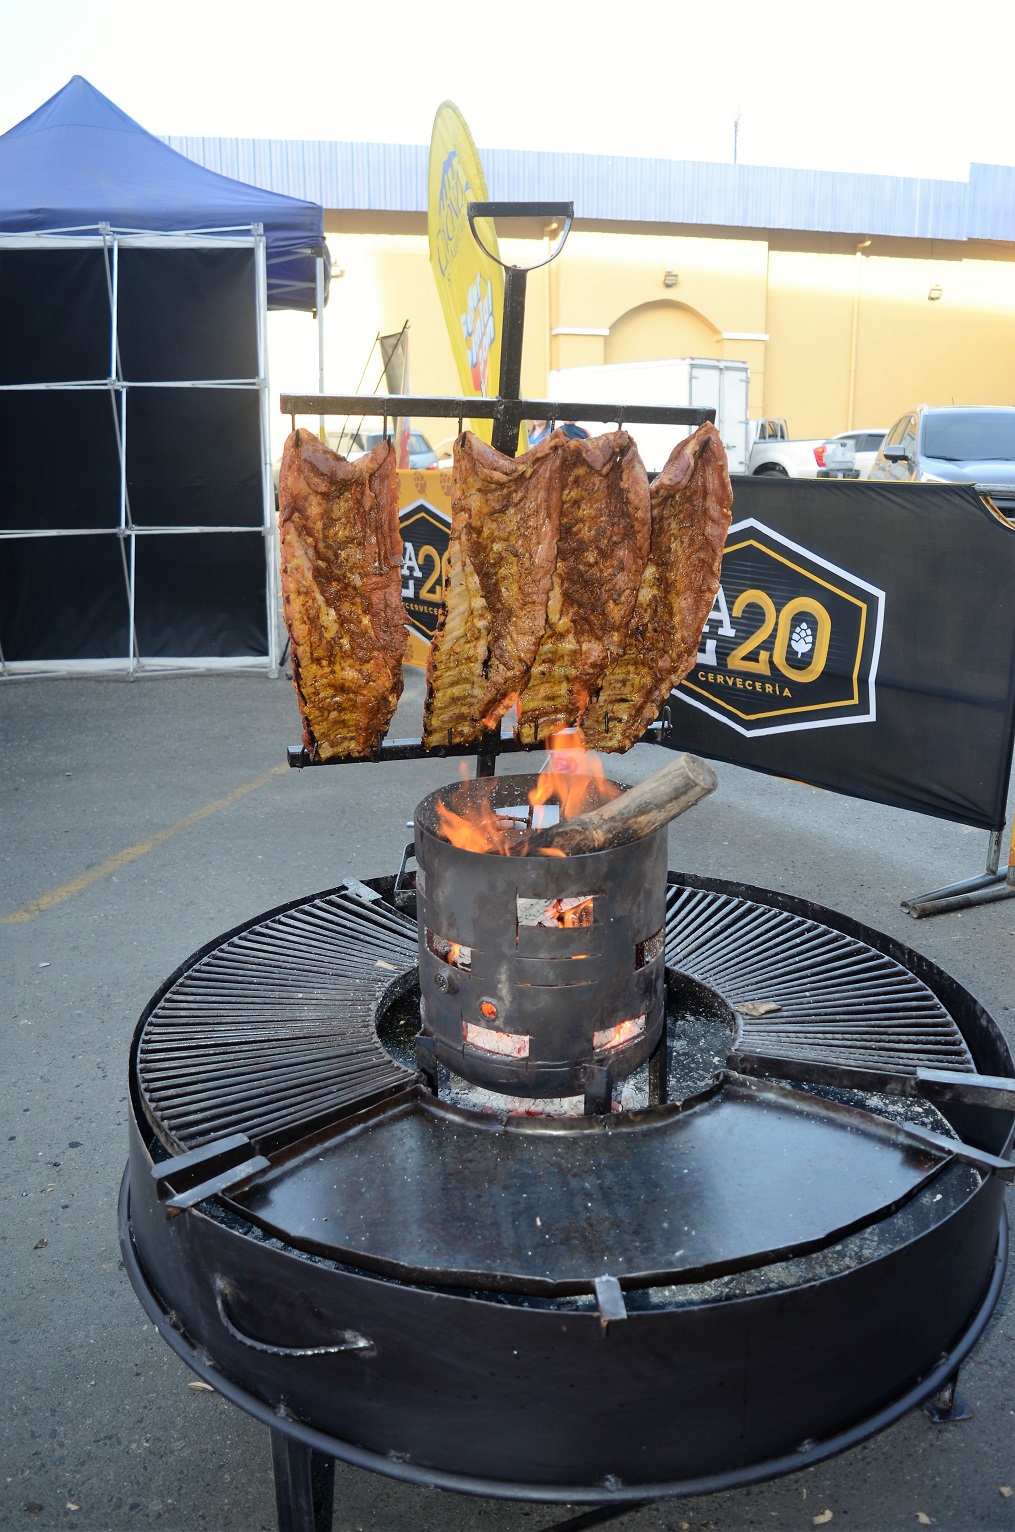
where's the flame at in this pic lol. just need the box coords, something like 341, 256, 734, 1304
527, 727, 619, 821
435, 726, 619, 856
435, 791, 518, 855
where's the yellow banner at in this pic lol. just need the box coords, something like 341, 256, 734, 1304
428, 101, 503, 446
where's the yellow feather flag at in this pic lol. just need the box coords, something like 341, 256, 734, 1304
427, 101, 504, 446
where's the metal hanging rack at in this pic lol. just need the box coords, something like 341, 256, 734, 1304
280, 201, 715, 776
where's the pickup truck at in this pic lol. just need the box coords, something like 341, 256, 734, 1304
747, 418, 825, 477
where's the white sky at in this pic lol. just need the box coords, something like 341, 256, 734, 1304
2, 0, 1014, 183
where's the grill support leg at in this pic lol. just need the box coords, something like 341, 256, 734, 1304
270, 1429, 335, 1532
922, 1371, 973, 1424
584, 1062, 615, 1116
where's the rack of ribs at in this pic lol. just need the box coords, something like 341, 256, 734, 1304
279, 429, 405, 761
423, 430, 566, 749
583, 422, 732, 752
516, 430, 651, 744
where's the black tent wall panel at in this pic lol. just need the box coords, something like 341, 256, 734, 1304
125, 389, 262, 529
0, 535, 129, 659
133, 533, 266, 658
116, 247, 258, 382
0, 248, 111, 384
0, 390, 121, 530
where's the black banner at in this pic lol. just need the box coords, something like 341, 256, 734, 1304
663, 477, 1015, 831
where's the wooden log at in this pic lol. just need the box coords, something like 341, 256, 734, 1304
514, 752, 717, 857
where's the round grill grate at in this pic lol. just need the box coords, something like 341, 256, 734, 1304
137, 876, 973, 1154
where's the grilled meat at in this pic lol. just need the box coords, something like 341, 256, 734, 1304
279, 429, 405, 761
423, 430, 565, 748
583, 423, 732, 752
516, 430, 651, 743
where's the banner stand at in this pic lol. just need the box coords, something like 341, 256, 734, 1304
902, 827, 1015, 918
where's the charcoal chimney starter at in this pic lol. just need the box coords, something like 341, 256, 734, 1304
414, 773, 668, 1097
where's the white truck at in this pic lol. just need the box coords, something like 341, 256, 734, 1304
747, 418, 826, 476
547, 358, 750, 475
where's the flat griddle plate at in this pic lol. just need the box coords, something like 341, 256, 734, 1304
230, 1080, 943, 1293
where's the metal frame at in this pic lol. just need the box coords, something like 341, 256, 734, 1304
0, 226, 278, 677
902, 825, 1015, 917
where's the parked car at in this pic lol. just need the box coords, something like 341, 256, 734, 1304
816, 429, 888, 480
328, 428, 438, 470
747, 417, 826, 477
868, 407, 1015, 503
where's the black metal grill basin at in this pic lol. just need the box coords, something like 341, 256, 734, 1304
121, 874, 1014, 1502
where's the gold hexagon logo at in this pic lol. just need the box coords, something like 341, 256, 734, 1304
676, 519, 885, 737
399, 499, 451, 646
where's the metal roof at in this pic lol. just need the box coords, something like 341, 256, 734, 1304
162, 137, 1015, 244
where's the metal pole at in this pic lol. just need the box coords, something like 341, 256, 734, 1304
254, 229, 279, 676
315, 256, 326, 444
491, 266, 527, 458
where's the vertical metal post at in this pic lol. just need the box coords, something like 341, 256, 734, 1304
986, 827, 1002, 876
490, 266, 527, 458
127, 481, 137, 677
254, 228, 279, 676
478, 265, 528, 776
316, 256, 326, 444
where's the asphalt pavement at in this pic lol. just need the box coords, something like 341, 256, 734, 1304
1, 667, 1013, 1532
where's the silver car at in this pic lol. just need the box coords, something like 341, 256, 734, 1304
869, 406, 1015, 507
817, 429, 888, 479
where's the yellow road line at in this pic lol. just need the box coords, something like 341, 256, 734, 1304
0, 763, 288, 925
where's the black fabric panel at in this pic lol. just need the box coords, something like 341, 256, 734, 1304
133, 533, 266, 657
0, 389, 121, 530
0, 534, 128, 659
117, 247, 258, 381
664, 477, 1015, 831
124, 387, 262, 528
0, 247, 111, 383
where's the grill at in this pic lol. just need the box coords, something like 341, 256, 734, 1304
120, 199, 1013, 1532
122, 863, 1014, 1532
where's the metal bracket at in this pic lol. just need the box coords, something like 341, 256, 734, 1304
393, 842, 418, 909
593, 1274, 628, 1333
151, 1134, 271, 1218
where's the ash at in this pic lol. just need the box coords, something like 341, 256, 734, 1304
375, 966, 960, 1134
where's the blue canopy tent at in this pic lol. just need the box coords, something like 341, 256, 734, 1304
0, 77, 330, 672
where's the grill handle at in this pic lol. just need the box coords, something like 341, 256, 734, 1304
214, 1279, 376, 1358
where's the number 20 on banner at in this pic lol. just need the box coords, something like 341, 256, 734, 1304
699, 587, 832, 686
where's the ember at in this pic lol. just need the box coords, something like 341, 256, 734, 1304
594, 1015, 647, 1052
541, 896, 595, 928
